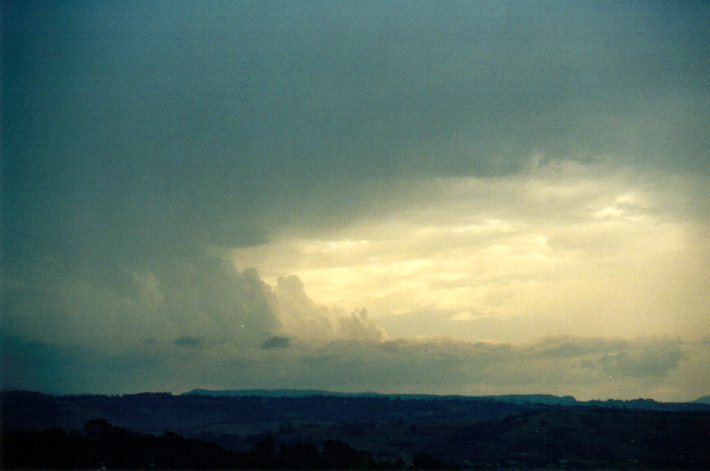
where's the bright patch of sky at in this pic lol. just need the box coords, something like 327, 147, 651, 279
231, 162, 708, 342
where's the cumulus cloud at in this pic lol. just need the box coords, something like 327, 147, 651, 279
0, 256, 280, 351
0, 252, 387, 354
273, 275, 386, 344
335, 309, 386, 343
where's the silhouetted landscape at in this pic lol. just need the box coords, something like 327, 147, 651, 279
2, 390, 709, 469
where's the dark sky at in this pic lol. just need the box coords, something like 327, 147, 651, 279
2, 1, 709, 399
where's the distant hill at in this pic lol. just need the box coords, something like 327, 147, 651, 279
2, 389, 708, 440
184, 389, 579, 405
481, 394, 578, 406
1, 418, 402, 470
184, 388, 381, 398
184, 389, 698, 409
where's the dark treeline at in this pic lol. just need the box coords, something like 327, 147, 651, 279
1, 418, 440, 469
2, 391, 709, 469
432, 408, 710, 468
1, 390, 532, 433
4, 411, 709, 469
4, 390, 708, 435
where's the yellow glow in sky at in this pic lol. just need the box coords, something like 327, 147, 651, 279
231, 163, 710, 343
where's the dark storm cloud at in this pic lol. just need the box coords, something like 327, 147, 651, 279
3, 1, 708, 275
0, 253, 283, 351
0, 332, 167, 393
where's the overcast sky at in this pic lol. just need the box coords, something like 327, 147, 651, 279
2, 0, 709, 401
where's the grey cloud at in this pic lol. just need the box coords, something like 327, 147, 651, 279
289, 337, 688, 394
1, 328, 696, 399
531, 337, 629, 358
1, 251, 388, 355
262, 336, 291, 350
175, 336, 204, 349
529, 338, 684, 379
3, 1, 708, 281
0, 254, 282, 351
587, 342, 684, 378
160, 260, 281, 346
336, 309, 386, 343
0, 332, 167, 394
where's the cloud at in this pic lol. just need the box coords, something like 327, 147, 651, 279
231, 163, 710, 342
531, 337, 629, 358
3, 330, 701, 401
13, 164, 699, 355
2, 2, 707, 402
0, 255, 284, 352
273, 275, 386, 344
4, 2, 708, 281
175, 336, 204, 349
586, 342, 684, 378
273, 336, 694, 399
0, 251, 388, 355
262, 336, 291, 350
336, 309, 386, 343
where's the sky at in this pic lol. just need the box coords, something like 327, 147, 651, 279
2, 0, 709, 401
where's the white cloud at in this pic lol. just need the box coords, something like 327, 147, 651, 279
273, 275, 386, 344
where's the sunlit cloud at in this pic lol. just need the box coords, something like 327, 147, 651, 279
230, 161, 709, 342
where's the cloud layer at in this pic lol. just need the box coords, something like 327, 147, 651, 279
2, 250, 707, 401
2, 2, 708, 400
3, 1, 708, 275
2, 327, 706, 402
